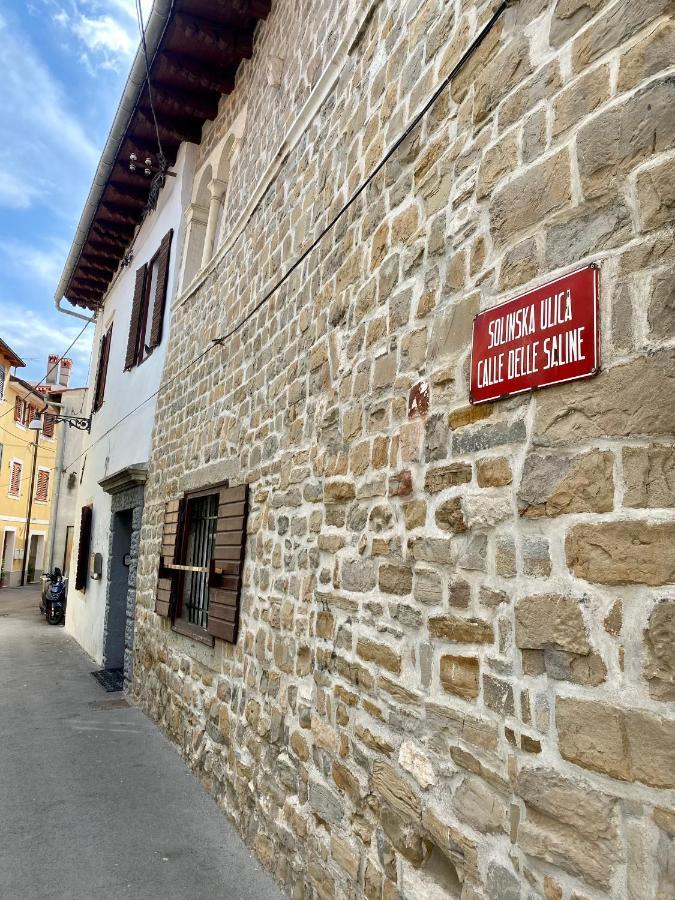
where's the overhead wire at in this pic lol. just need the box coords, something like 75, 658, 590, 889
0, 317, 93, 423
62, 0, 509, 472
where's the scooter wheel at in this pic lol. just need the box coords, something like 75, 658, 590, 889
47, 608, 64, 626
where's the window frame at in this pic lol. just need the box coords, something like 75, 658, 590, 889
135, 250, 161, 368
171, 484, 222, 645
35, 467, 50, 504
8, 459, 22, 499
93, 322, 113, 412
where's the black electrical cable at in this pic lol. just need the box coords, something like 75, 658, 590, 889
0, 317, 93, 423
63, 0, 509, 473
135, 0, 165, 161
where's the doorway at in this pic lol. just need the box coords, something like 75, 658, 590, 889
103, 510, 133, 670
27, 534, 45, 583
62, 526, 74, 579
1, 529, 16, 587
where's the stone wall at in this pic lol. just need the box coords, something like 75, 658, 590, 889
133, 1, 675, 898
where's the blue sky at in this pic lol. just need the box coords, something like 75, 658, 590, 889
0, 0, 151, 385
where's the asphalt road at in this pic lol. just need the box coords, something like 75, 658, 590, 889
0, 585, 284, 900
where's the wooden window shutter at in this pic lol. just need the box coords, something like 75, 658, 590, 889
124, 265, 147, 371
149, 229, 173, 350
207, 484, 249, 644
42, 413, 55, 438
14, 397, 23, 422
93, 325, 113, 411
155, 497, 186, 617
9, 461, 22, 496
36, 470, 49, 502
75, 504, 93, 591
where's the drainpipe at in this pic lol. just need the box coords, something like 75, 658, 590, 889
55, 296, 96, 324
54, 0, 174, 312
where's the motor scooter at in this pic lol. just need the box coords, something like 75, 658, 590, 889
40, 568, 67, 625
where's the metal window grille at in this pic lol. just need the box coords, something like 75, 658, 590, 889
180, 494, 218, 629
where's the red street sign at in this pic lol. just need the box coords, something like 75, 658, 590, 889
470, 265, 599, 404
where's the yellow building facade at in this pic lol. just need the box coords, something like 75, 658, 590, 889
0, 340, 57, 587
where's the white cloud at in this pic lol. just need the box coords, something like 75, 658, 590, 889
0, 12, 100, 216
0, 238, 71, 287
0, 300, 94, 385
44, 0, 154, 70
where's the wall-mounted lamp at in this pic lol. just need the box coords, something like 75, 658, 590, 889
29, 412, 92, 433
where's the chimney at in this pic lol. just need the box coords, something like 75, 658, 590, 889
46, 354, 60, 385
59, 357, 73, 388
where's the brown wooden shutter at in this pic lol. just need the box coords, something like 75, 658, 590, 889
93, 325, 113, 411
75, 505, 92, 591
155, 497, 186, 617
124, 265, 147, 371
36, 470, 49, 502
9, 461, 22, 496
42, 414, 55, 438
149, 229, 173, 350
14, 397, 23, 422
207, 484, 248, 644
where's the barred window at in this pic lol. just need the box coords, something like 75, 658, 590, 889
178, 493, 219, 630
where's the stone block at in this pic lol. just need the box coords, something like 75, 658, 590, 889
544, 195, 632, 270
556, 697, 675, 787
462, 494, 512, 529
623, 445, 675, 508
379, 564, 413, 595
403, 499, 426, 530
518, 450, 614, 517
424, 462, 471, 493
552, 64, 610, 138
440, 654, 480, 700
435, 496, 466, 534
414, 569, 442, 605
408, 537, 454, 565
372, 760, 421, 821
398, 740, 435, 789
325, 480, 356, 503
534, 349, 675, 443
429, 615, 493, 644
477, 457, 512, 488
453, 419, 527, 455
577, 76, 675, 198
486, 862, 520, 900
473, 36, 533, 124
499, 237, 539, 291
483, 674, 514, 716
648, 268, 675, 342
490, 150, 572, 248
476, 134, 518, 200
428, 293, 479, 362
619, 17, 675, 91
448, 404, 492, 430
523, 538, 552, 577
549, 0, 605, 47
636, 156, 675, 232
566, 521, 675, 586
516, 594, 591, 654
543, 649, 607, 685
342, 558, 377, 592
644, 599, 675, 701
516, 765, 619, 887
572, 0, 674, 72
309, 779, 344, 825
454, 775, 507, 833
357, 638, 401, 675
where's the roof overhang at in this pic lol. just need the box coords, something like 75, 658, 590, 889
0, 338, 25, 368
55, 0, 271, 311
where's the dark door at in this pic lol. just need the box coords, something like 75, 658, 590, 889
103, 510, 133, 670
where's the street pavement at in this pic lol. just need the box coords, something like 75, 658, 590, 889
0, 585, 285, 900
